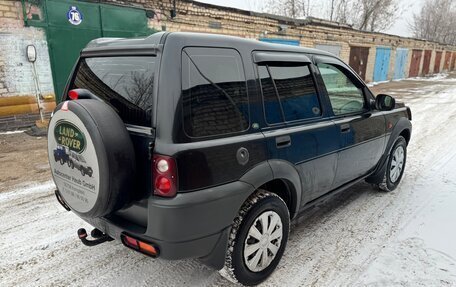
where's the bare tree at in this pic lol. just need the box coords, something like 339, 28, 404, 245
257, 0, 399, 32
333, 0, 399, 31
410, 0, 456, 45
126, 72, 154, 110
329, 0, 336, 21
260, 0, 315, 19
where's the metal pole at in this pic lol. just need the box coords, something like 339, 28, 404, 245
31, 62, 44, 122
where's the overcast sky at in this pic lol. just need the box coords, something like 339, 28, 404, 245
197, 0, 425, 38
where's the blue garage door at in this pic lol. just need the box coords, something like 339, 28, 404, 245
394, 48, 408, 80
259, 38, 300, 46
374, 47, 391, 82
373, 47, 392, 82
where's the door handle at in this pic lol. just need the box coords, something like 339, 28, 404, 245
340, 123, 351, 133
276, 135, 291, 148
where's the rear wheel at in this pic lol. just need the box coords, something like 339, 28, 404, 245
219, 190, 290, 286
377, 136, 407, 191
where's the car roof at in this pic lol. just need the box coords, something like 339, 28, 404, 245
83, 31, 336, 58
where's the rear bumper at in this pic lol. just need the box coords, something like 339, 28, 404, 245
83, 180, 253, 269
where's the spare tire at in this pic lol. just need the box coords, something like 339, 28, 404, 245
48, 99, 135, 218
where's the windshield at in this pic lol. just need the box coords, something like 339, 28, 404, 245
70, 56, 156, 126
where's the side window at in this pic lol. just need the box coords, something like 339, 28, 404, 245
317, 63, 365, 115
258, 64, 321, 124
182, 48, 249, 138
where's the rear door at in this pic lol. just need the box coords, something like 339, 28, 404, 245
314, 56, 386, 189
68, 55, 158, 197
254, 52, 339, 204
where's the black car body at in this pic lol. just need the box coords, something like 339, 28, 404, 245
48, 32, 411, 285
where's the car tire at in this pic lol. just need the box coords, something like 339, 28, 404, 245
219, 190, 290, 286
60, 158, 64, 165
377, 136, 407, 192
81, 169, 85, 176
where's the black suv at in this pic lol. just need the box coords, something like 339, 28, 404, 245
47, 32, 412, 285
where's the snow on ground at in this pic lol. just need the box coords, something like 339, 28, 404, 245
369, 73, 456, 88
0, 130, 24, 135
1, 76, 456, 286
407, 73, 456, 82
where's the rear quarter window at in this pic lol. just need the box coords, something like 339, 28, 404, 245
70, 56, 155, 126
181, 47, 249, 138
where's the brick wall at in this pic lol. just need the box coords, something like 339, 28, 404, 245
132, 0, 455, 82
0, 0, 22, 29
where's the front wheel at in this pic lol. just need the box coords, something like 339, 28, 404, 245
219, 190, 290, 286
378, 136, 407, 191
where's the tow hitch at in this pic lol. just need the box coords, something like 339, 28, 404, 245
77, 228, 113, 246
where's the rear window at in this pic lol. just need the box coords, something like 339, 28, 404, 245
70, 56, 155, 126
181, 47, 249, 138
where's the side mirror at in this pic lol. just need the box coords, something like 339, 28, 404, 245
375, 94, 395, 111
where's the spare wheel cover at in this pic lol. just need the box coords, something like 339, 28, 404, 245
48, 99, 135, 218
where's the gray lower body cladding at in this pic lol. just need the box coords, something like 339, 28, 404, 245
82, 181, 253, 269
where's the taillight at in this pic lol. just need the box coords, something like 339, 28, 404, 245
121, 234, 159, 257
153, 154, 177, 197
68, 89, 79, 100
